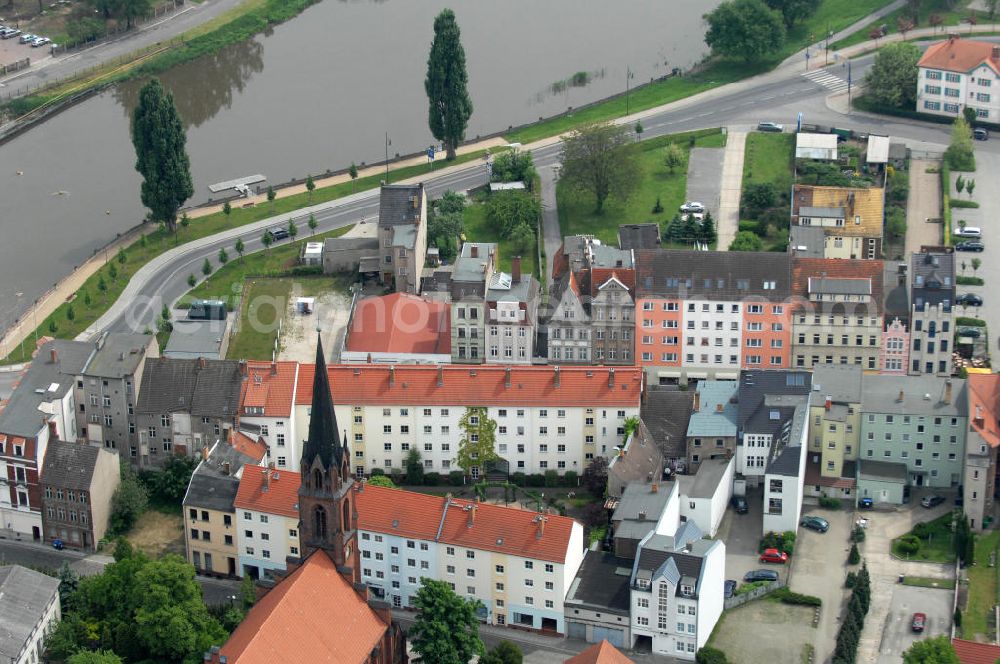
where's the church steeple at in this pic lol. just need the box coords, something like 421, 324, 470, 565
302, 336, 343, 471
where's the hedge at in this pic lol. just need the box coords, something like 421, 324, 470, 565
950, 199, 980, 209
957, 276, 984, 286
772, 587, 822, 607
957, 317, 987, 327
853, 95, 1000, 133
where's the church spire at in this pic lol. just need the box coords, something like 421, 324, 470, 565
301, 335, 342, 471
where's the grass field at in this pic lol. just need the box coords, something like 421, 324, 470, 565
556, 130, 725, 245
901, 575, 956, 589
832, 0, 976, 50
743, 132, 795, 195
962, 529, 1000, 640
462, 203, 538, 279
892, 513, 958, 563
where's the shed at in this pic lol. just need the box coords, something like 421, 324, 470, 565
188, 299, 227, 321
301, 241, 323, 266
795, 133, 838, 160
866, 135, 890, 164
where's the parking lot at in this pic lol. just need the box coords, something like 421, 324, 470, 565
877, 585, 953, 663
684, 146, 724, 223
0, 29, 51, 68
717, 487, 791, 586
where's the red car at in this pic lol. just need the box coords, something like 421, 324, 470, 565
911, 613, 926, 632
759, 548, 788, 564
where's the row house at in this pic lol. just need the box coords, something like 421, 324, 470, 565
791, 258, 885, 371
132, 356, 243, 468
734, 370, 812, 488
805, 365, 863, 498
235, 465, 302, 581
789, 185, 884, 260
237, 360, 300, 471
964, 372, 1000, 531
293, 364, 643, 478
449, 242, 496, 364
0, 340, 92, 540
634, 250, 793, 385
355, 483, 584, 633
40, 441, 119, 551
684, 381, 738, 474
916, 36, 1000, 122
485, 258, 541, 365
183, 434, 266, 578
908, 251, 955, 377
377, 184, 427, 295
881, 260, 910, 375
761, 402, 810, 536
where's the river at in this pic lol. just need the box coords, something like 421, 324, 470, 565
0, 0, 720, 326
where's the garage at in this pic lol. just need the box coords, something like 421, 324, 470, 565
593, 626, 625, 648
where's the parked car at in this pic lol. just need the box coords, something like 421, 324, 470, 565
744, 569, 779, 582
31, 37, 49, 47
974, 127, 989, 141
269, 226, 290, 240
958, 327, 983, 339
921, 494, 946, 508
724, 580, 737, 599
800, 515, 830, 533
858, 497, 874, 509
957, 293, 983, 307
19, 33, 36, 43
2, 28, 21, 39
679, 201, 705, 214
911, 612, 926, 632
954, 226, 982, 238
759, 548, 789, 564
757, 121, 784, 133
731, 495, 748, 514
956, 241, 985, 252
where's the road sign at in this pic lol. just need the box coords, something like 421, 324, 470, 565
427, 146, 435, 162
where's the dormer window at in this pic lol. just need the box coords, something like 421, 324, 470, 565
680, 584, 694, 596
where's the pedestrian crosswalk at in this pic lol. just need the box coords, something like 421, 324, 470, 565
802, 69, 849, 93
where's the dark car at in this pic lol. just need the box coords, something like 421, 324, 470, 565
957, 293, 983, 307
859, 497, 874, 509
911, 612, 926, 632
744, 569, 779, 583
974, 127, 989, 141
269, 226, 290, 240
956, 241, 985, 252
921, 494, 946, 508
724, 580, 737, 599
800, 515, 830, 532
731, 495, 749, 514
958, 327, 983, 339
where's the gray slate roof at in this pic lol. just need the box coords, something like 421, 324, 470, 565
41, 441, 105, 490
861, 375, 966, 417
0, 565, 60, 661
612, 482, 672, 524
765, 404, 808, 477
378, 184, 423, 226
883, 261, 910, 318
687, 381, 739, 438
136, 357, 242, 417
323, 237, 379, 251
634, 535, 715, 598
0, 340, 94, 438
737, 370, 812, 428
163, 320, 227, 361
911, 251, 955, 308
635, 249, 791, 300
184, 440, 258, 512
453, 243, 495, 284
618, 223, 660, 251
641, 389, 694, 460
83, 333, 152, 378
813, 364, 863, 403
789, 225, 826, 258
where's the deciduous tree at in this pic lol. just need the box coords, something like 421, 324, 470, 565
425, 9, 473, 160
560, 122, 639, 213
763, 0, 815, 28
409, 579, 485, 664
485, 190, 540, 239
405, 448, 425, 485
902, 636, 960, 664
308, 214, 318, 236
457, 407, 498, 476
864, 42, 921, 110
946, 115, 976, 171
582, 456, 609, 495
235, 238, 245, 262
67, 650, 123, 664
729, 230, 764, 251
704, 0, 786, 61
663, 143, 687, 174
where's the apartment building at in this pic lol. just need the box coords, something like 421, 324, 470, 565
635, 250, 793, 384
237, 360, 300, 471
964, 372, 1000, 531
0, 565, 61, 664
485, 258, 540, 365
859, 376, 966, 501
294, 364, 642, 477
355, 483, 584, 632
40, 441, 119, 551
881, 260, 910, 375
789, 185, 884, 260
235, 465, 302, 580
806, 365, 863, 498
908, 251, 955, 376
76, 333, 158, 455
685, 381, 738, 474
735, 370, 812, 488
377, 184, 428, 295
792, 258, 885, 371
916, 36, 1000, 122
450, 242, 496, 364
762, 403, 810, 536
548, 272, 592, 364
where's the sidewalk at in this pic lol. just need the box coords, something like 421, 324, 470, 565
905, 159, 943, 255
716, 129, 748, 250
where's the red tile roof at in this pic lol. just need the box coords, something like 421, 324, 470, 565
918, 37, 1000, 75
230, 431, 268, 463
239, 361, 298, 417
295, 364, 643, 407
953, 638, 1000, 664
968, 373, 1000, 448
591, 268, 635, 296
565, 640, 635, 664
345, 293, 451, 355
355, 484, 579, 564
792, 257, 885, 312
804, 460, 856, 489
219, 550, 389, 664
234, 466, 300, 519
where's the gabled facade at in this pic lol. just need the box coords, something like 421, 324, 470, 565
806, 365, 863, 497
237, 361, 300, 471
235, 465, 302, 580
917, 37, 1000, 121
450, 242, 496, 364
790, 185, 884, 260
592, 273, 635, 365
378, 184, 428, 295
548, 272, 592, 364
908, 251, 955, 377
485, 258, 540, 365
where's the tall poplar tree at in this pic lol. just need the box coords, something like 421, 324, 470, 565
131, 79, 193, 233
425, 9, 473, 160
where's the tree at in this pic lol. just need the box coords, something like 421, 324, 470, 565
131, 79, 193, 233
700, 213, 718, 245
368, 474, 397, 488
180, 213, 190, 232
742, 182, 777, 216
266, 186, 276, 211
763, 0, 815, 28
405, 448, 425, 486
902, 636, 960, 664
972, 257, 982, 275
964, 105, 978, 128
485, 190, 540, 239
509, 224, 536, 256
117, 247, 127, 264
560, 122, 639, 213
582, 456, 609, 495
97, 276, 108, 300
457, 407, 498, 476
262, 229, 274, 253
956, 174, 965, 195
663, 142, 687, 174
704, 0, 786, 62
218, 247, 229, 265
110, 470, 147, 534
187, 273, 196, 288
349, 162, 359, 193
929, 13, 943, 32
864, 42, 921, 110
67, 651, 123, 664
308, 213, 318, 236
887, 207, 906, 238
848, 542, 861, 564
480, 641, 523, 664
287, 219, 298, 243
634, 120, 644, 141
897, 16, 915, 39
222, 200, 232, 220
160, 304, 170, 323
58, 562, 79, 611
729, 230, 763, 251
83, 291, 92, 307
67, 305, 76, 322
305, 174, 315, 202
409, 579, 485, 664
967, 179, 976, 197
235, 237, 245, 263
696, 647, 731, 664
201, 258, 212, 276
425, 9, 473, 160
947, 114, 976, 171
490, 150, 536, 183
108, 263, 118, 282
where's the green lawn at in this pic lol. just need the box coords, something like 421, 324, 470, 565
462, 203, 538, 279
743, 132, 795, 194
556, 130, 724, 245
892, 513, 958, 563
962, 529, 1000, 640
901, 575, 956, 589
832, 0, 975, 50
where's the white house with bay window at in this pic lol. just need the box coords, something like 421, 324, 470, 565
916, 37, 1000, 122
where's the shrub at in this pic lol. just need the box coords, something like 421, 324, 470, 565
582, 502, 607, 527
423, 472, 441, 486
897, 535, 921, 556
563, 470, 578, 488
448, 470, 466, 486
511, 472, 526, 487
526, 473, 546, 488
848, 543, 861, 565
956, 317, 986, 327
912, 522, 932, 539
845, 571, 857, 588
851, 525, 866, 543
370, 468, 385, 477
957, 276, 984, 286
773, 587, 822, 606
695, 647, 730, 664
819, 496, 842, 509
544, 470, 560, 488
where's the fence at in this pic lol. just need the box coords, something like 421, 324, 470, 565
723, 579, 786, 610
57, 2, 185, 54
0, 58, 29, 77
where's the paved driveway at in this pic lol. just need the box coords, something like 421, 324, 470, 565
904, 159, 942, 255
717, 487, 788, 585
685, 147, 724, 221
878, 585, 953, 663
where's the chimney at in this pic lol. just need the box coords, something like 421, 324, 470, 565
825, 397, 832, 411
638, 509, 647, 520
197, 356, 207, 369
471, 245, 479, 258
553, 366, 560, 388
239, 359, 248, 377
389, 365, 395, 387
270, 361, 278, 376
437, 365, 444, 387
651, 482, 659, 493
993, 45, 1000, 62
49, 347, 58, 364
608, 367, 616, 388
222, 462, 231, 476
534, 514, 546, 539
505, 366, 511, 389
944, 379, 953, 405
897, 390, 904, 403
46, 420, 57, 439
512, 256, 522, 284
693, 390, 701, 412
466, 504, 477, 528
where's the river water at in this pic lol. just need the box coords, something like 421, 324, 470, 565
0, 0, 719, 325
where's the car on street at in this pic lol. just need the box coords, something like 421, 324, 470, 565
921, 494, 946, 508
269, 227, 290, 240
911, 612, 926, 632
958, 327, 983, 339
680, 201, 705, 214
744, 569, 779, 582
957, 293, 983, 307
731, 495, 748, 514
974, 128, 989, 141
800, 515, 830, 532
757, 121, 783, 133
956, 241, 985, 252
724, 580, 737, 599
759, 548, 788, 564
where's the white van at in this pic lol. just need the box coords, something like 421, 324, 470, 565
955, 226, 982, 238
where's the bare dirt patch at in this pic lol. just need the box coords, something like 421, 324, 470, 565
126, 509, 183, 558
709, 600, 815, 664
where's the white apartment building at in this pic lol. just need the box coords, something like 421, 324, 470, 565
355, 484, 585, 633
0, 565, 61, 664
234, 466, 301, 580
682, 299, 744, 376
917, 37, 1000, 122
294, 365, 643, 477
237, 361, 301, 471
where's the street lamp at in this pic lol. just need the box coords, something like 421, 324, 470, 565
227, 594, 237, 608
826, 27, 833, 66
384, 133, 391, 183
